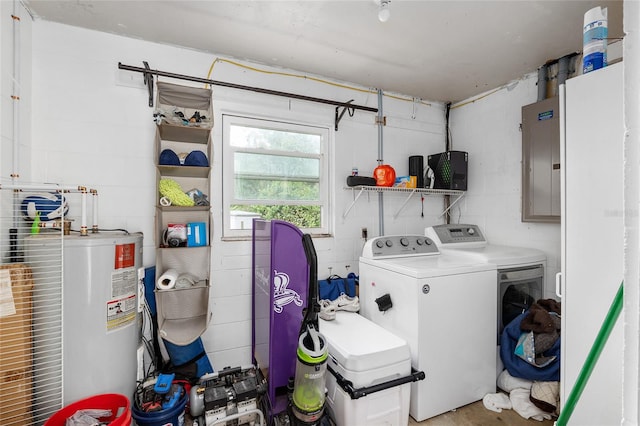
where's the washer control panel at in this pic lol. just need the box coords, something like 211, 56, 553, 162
361, 235, 439, 259
425, 224, 486, 246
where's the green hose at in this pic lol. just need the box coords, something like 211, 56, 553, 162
555, 281, 623, 426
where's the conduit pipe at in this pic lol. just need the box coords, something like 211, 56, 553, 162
377, 89, 385, 236
537, 64, 548, 101
557, 54, 573, 86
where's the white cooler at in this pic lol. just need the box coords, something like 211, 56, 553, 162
319, 312, 423, 426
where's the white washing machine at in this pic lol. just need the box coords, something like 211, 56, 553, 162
425, 224, 547, 375
358, 235, 497, 422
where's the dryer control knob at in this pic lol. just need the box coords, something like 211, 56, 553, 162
467, 228, 475, 235
400, 237, 409, 247
425, 238, 432, 245
416, 239, 423, 245
385, 239, 393, 247
375, 240, 384, 248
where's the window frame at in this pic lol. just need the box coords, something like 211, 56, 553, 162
222, 113, 332, 238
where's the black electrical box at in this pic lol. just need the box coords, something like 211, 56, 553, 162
427, 151, 468, 191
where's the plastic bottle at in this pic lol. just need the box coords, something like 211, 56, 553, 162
583, 6, 608, 74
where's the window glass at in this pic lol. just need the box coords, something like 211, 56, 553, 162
223, 115, 330, 236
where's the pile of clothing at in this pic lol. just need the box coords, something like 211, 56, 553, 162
484, 299, 561, 421
483, 369, 559, 421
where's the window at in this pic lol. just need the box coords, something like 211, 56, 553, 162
222, 115, 330, 237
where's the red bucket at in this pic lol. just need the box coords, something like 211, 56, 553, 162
44, 393, 131, 426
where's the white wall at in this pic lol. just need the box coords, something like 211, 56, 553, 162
26, 21, 454, 368
449, 77, 562, 299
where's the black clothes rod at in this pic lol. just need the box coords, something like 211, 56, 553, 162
118, 62, 378, 131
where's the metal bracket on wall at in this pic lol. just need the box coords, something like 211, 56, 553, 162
335, 100, 355, 131
142, 61, 154, 107
375, 116, 387, 126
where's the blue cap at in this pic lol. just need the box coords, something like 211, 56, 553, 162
184, 150, 209, 167
159, 149, 180, 166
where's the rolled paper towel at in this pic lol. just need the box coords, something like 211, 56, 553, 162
157, 268, 179, 290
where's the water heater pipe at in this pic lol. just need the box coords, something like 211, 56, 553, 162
0, 183, 84, 192
2, 184, 90, 235
79, 186, 88, 236
91, 189, 99, 233
10, 1, 22, 260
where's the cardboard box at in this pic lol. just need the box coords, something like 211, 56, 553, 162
0, 264, 34, 425
0, 367, 33, 424
394, 176, 417, 188
0, 264, 34, 373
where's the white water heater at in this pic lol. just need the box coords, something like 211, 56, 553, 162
27, 232, 143, 408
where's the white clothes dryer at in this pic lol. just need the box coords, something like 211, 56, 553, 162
425, 224, 547, 341
358, 235, 497, 422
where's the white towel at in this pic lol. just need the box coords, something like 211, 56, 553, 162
509, 388, 552, 421
175, 273, 198, 289
497, 368, 534, 392
482, 392, 512, 413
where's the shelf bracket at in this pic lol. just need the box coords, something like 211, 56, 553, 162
438, 193, 465, 218
391, 190, 465, 219
342, 187, 366, 218
143, 61, 154, 107
335, 100, 355, 131
392, 189, 418, 219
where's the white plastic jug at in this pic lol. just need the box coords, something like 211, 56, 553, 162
583, 6, 608, 74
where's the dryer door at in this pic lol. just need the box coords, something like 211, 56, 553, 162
498, 265, 544, 340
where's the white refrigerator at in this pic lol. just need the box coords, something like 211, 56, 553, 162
559, 61, 624, 425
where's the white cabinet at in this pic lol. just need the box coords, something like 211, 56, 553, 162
559, 62, 623, 425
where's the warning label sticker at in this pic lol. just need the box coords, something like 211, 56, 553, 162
107, 267, 137, 331
107, 294, 136, 331
112, 268, 137, 299
115, 243, 135, 269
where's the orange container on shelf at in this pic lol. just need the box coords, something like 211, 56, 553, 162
373, 164, 396, 187
44, 393, 131, 426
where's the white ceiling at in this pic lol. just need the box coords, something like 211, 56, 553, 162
21, 0, 624, 103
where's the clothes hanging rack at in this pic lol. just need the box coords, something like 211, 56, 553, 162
118, 61, 378, 131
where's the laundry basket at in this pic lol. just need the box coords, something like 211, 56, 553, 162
44, 393, 131, 426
